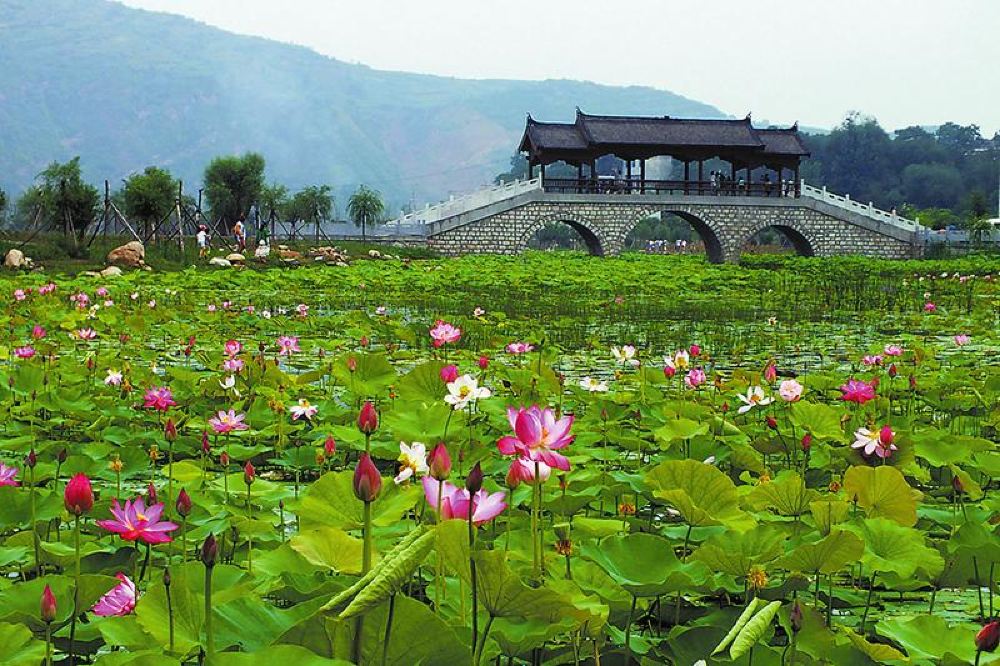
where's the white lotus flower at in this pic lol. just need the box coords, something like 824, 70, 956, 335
612, 345, 639, 367
394, 441, 429, 484
444, 374, 491, 410
736, 386, 773, 414
579, 376, 609, 392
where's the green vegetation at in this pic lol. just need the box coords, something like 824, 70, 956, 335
0, 252, 998, 664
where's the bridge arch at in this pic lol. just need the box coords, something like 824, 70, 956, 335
741, 220, 817, 258
518, 215, 611, 256
622, 208, 729, 264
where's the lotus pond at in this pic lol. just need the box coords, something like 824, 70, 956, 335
1, 252, 999, 665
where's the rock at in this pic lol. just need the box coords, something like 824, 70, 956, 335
100, 266, 123, 278
106, 241, 145, 268
278, 248, 302, 260
368, 249, 382, 259
209, 257, 232, 268
4, 249, 26, 269
226, 253, 246, 264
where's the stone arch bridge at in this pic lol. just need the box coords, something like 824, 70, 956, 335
395, 179, 922, 263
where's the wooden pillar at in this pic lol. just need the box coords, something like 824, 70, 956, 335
793, 164, 800, 197
527, 160, 533, 180
747, 166, 752, 196
540, 163, 546, 184
776, 167, 783, 197
626, 159, 632, 180
698, 160, 704, 194
730, 162, 737, 193
640, 159, 646, 193
684, 161, 690, 195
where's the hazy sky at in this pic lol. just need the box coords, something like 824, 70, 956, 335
118, 0, 999, 134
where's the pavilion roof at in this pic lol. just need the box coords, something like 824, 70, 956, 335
519, 109, 809, 164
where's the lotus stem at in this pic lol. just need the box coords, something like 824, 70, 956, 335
45, 622, 52, 666
624, 595, 637, 664
469, 499, 479, 656
354, 499, 374, 665
473, 613, 495, 666
380, 593, 396, 666
204, 564, 214, 658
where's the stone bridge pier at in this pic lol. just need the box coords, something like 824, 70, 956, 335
425, 193, 920, 262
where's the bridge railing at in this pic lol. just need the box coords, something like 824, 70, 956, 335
799, 182, 921, 232
542, 177, 799, 198
390, 177, 542, 226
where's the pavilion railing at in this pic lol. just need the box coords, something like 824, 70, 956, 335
541, 178, 799, 198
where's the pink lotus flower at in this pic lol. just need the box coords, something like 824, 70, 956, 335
954, 334, 971, 346
143, 386, 177, 411
222, 358, 244, 373
92, 573, 137, 617
13, 346, 35, 359
923, 302, 936, 312
289, 398, 318, 421
72, 293, 90, 308
13, 289, 26, 301
38, 283, 56, 296
0, 462, 19, 487
31, 325, 46, 339
75, 328, 97, 341
440, 364, 459, 383
852, 425, 897, 459
224, 339, 242, 357
763, 363, 777, 383
276, 335, 300, 355
208, 409, 249, 434
497, 405, 573, 471
884, 344, 903, 356
97, 497, 178, 544
421, 477, 506, 525
505, 457, 551, 487
96, 287, 109, 298
505, 341, 535, 354
429, 320, 462, 348
862, 354, 883, 367
296, 303, 309, 317
689, 344, 701, 357
840, 378, 876, 405
207, 304, 217, 313
684, 368, 706, 389
778, 379, 803, 402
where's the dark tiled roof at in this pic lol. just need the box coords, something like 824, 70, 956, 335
756, 128, 810, 156
521, 110, 808, 159
576, 111, 763, 148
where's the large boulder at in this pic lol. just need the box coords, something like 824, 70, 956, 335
226, 253, 246, 264
106, 241, 145, 268
4, 249, 26, 269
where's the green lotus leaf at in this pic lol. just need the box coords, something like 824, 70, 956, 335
691, 527, 785, 578
290, 527, 368, 574
875, 614, 996, 664
331, 352, 396, 398
0, 621, 48, 665
776, 529, 863, 574
790, 401, 843, 441
843, 465, 919, 527
213, 645, 351, 666
298, 470, 420, 531
809, 498, 851, 535
580, 533, 709, 597
747, 470, 820, 517
645, 459, 752, 529
848, 517, 943, 579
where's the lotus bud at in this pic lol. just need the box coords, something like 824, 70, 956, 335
347, 356, 357, 373
888, 363, 898, 378
163, 566, 171, 588
764, 363, 777, 383
243, 461, 255, 486
220, 451, 230, 467
879, 425, 894, 446
164, 418, 178, 442
357, 400, 378, 435
324, 435, 336, 457
766, 416, 778, 430
789, 600, 803, 633
976, 620, 1000, 653
352, 453, 381, 502
504, 461, 523, 489
689, 344, 701, 357
428, 442, 452, 481
176, 488, 192, 517
801, 433, 813, 451
201, 431, 210, 454
57, 448, 67, 464
478, 355, 489, 370
109, 456, 123, 473
663, 365, 676, 378
440, 364, 459, 383
26, 448, 37, 469
86, 357, 95, 371
952, 474, 965, 494
146, 482, 157, 505
721, 401, 730, 414
465, 462, 484, 494
64, 473, 94, 516
909, 374, 917, 390
41, 584, 57, 624
201, 533, 218, 568
360, 335, 369, 348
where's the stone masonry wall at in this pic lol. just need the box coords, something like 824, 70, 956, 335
426, 200, 917, 262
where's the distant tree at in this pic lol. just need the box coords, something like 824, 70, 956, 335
347, 185, 385, 241
899, 205, 960, 230
963, 190, 991, 220
935, 122, 985, 157
260, 182, 289, 220
285, 185, 333, 225
203, 153, 266, 229
123, 166, 177, 238
822, 112, 893, 201
901, 163, 963, 209
0, 187, 7, 224
17, 157, 100, 248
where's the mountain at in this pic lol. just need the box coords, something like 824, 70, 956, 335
0, 0, 726, 210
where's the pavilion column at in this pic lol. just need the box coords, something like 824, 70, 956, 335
527, 160, 534, 180
683, 161, 690, 195
698, 160, 704, 194
793, 163, 800, 197
626, 159, 632, 181
776, 167, 783, 197
746, 166, 752, 195
640, 159, 646, 192
730, 162, 737, 194
540, 163, 547, 184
